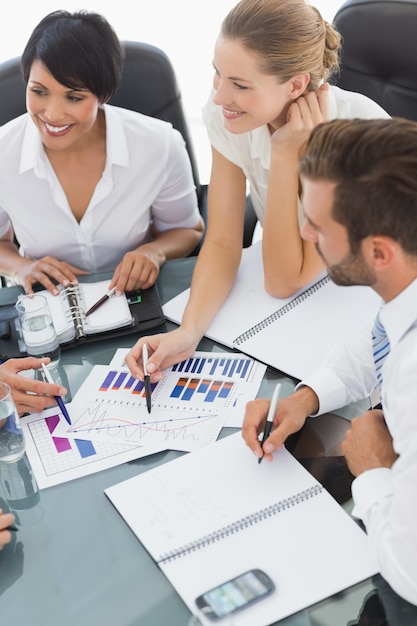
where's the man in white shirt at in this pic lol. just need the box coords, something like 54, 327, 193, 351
242, 117, 417, 607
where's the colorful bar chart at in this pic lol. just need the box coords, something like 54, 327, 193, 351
53, 353, 266, 452
93, 354, 255, 409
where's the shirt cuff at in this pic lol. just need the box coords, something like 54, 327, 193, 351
351, 468, 394, 520
295, 367, 348, 416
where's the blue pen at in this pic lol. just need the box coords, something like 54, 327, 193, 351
41, 363, 71, 425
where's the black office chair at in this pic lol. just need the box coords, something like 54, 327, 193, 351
110, 41, 205, 213
333, 0, 417, 120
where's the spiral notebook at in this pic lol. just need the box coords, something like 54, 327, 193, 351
163, 241, 380, 379
0, 279, 165, 358
105, 432, 377, 625
39, 281, 133, 343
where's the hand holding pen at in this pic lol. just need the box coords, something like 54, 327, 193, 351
258, 383, 281, 464
142, 344, 152, 414
41, 363, 71, 425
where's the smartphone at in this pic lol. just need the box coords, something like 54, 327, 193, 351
195, 569, 275, 621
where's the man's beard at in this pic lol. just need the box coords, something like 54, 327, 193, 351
315, 244, 376, 287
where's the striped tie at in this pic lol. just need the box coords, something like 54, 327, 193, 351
372, 313, 390, 391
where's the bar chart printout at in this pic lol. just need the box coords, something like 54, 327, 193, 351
55, 353, 266, 451
21, 407, 161, 489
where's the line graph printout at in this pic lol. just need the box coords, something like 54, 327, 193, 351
54, 353, 266, 451
21, 407, 163, 489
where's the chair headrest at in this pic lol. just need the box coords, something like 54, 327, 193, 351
334, 0, 417, 120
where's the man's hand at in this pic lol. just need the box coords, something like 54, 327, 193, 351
341, 409, 399, 476
241, 386, 319, 462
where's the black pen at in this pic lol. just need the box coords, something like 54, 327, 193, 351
41, 363, 72, 426
8, 524, 19, 532
258, 383, 281, 464
85, 286, 116, 317
142, 343, 152, 414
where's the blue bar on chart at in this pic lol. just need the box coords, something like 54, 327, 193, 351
123, 375, 136, 390
133, 380, 145, 395
218, 381, 233, 398
99, 370, 118, 391
112, 372, 128, 390
181, 378, 199, 401
171, 377, 188, 398
172, 355, 252, 380
97, 370, 157, 398
170, 377, 234, 403
206, 380, 222, 402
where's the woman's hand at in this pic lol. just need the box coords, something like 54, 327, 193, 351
271, 83, 331, 154
0, 357, 68, 415
15, 257, 88, 295
125, 327, 200, 382
110, 249, 161, 294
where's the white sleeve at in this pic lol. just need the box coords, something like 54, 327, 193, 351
297, 326, 377, 415
150, 128, 201, 231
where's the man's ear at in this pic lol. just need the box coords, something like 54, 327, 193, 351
363, 236, 396, 269
288, 73, 310, 100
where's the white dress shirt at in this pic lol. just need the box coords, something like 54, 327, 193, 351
0, 105, 200, 272
202, 85, 390, 227
302, 277, 417, 604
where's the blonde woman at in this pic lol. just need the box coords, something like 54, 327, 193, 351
126, 0, 389, 381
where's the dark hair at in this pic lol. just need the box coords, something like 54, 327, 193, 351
299, 117, 417, 255
21, 10, 124, 102
221, 0, 341, 91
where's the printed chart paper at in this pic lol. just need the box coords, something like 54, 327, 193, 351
109, 347, 266, 428
54, 352, 266, 451
21, 407, 162, 489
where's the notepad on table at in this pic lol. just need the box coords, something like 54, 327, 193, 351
40, 280, 133, 344
105, 432, 377, 626
163, 241, 381, 380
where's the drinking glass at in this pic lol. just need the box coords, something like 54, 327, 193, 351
15, 294, 61, 367
0, 382, 25, 463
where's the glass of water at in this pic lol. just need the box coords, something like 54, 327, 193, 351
15, 294, 61, 367
0, 382, 25, 463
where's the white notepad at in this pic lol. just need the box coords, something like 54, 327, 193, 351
163, 241, 381, 380
105, 432, 377, 625
40, 280, 133, 343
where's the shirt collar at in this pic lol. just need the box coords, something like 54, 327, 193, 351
327, 86, 338, 120
19, 116, 47, 176
102, 104, 129, 167
18, 104, 129, 175
379, 276, 417, 349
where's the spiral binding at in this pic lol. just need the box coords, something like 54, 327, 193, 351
61, 284, 87, 339
233, 275, 330, 346
158, 483, 322, 564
